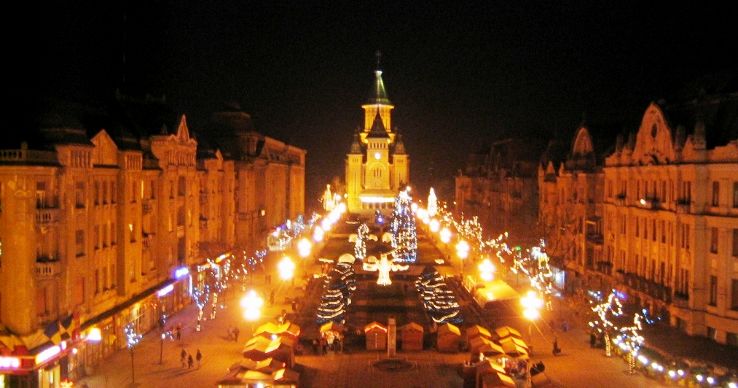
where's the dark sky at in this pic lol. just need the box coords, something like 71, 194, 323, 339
15, 1, 738, 209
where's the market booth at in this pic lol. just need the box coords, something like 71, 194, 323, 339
217, 367, 300, 388
468, 336, 505, 361
364, 322, 387, 351
400, 322, 424, 351
229, 358, 285, 375
254, 321, 301, 341
494, 326, 522, 340
476, 361, 516, 388
436, 323, 461, 352
467, 325, 493, 341
242, 337, 295, 367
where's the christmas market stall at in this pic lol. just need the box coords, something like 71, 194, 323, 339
436, 323, 461, 352
364, 321, 388, 351
400, 322, 424, 351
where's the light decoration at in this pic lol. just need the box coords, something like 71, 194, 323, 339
427, 187, 438, 217
415, 266, 463, 324
35, 345, 61, 364
174, 266, 190, 279
0, 356, 20, 369
124, 322, 142, 350
192, 285, 209, 331
315, 262, 356, 324
589, 289, 623, 357
478, 259, 495, 281
354, 223, 369, 260
157, 284, 174, 297
456, 240, 470, 260
389, 189, 418, 263
297, 238, 312, 258
362, 253, 409, 286
278, 256, 296, 281
240, 290, 264, 321
267, 228, 292, 252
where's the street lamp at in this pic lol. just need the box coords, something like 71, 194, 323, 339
313, 226, 325, 243
297, 237, 312, 259
439, 227, 451, 243
278, 255, 296, 281
520, 291, 544, 345
241, 290, 264, 322
429, 219, 440, 233
478, 258, 495, 282
456, 240, 470, 277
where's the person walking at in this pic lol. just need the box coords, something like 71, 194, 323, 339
176, 323, 182, 341
180, 349, 187, 368
552, 337, 561, 356
187, 353, 194, 369
196, 349, 202, 368
233, 327, 240, 342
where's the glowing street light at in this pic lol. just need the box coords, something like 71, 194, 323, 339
456, 240, 470, 260
478, 259, 495, 281
278, 256, 296, 281
439, 227, 451, 243
521, 291, 544, 321
313, 226, 325, 242
297, 238, 312, 258
429, 218, 439, 232
240, 290, 264, 322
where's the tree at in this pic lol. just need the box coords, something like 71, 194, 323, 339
390, 190, 417, 263
354, 223, 368, 260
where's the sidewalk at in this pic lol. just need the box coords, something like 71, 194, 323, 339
76, 271, 305, 388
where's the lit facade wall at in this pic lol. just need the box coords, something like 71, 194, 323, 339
538, 126, 605, 293
0, 109, 305, 381
603, 103, 738, 345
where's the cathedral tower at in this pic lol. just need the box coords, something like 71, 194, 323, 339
346, 58, 411, 214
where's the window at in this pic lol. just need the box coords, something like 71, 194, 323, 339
75, 230, 85, 257
710, 227, 718, 253
733, 229, 738, 257
74, 278, 85, 306
732, 279, 738, 310
94, 181, 100, 205
36, 286, 48, 316
652, 219, 656, 241
712, 181, 720, 206
131, 183, 137, 203
734, 182, 738, 208
178, 176, 186, 196
111, 223, 117, 245
728, 332, 738, 347
75, 182, 85, 208
94, 225, 100, 250
707, 326, 717, 341
661, 220, 666, 243
95, 269, 100, 294
103, 181, 109, 204
686, 225, 690, 249
635, 217, 639, 237
709, 275, 717, 306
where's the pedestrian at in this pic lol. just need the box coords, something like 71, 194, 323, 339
312, 339, 319, 354
589, 332, 596, 348
552, 337, 561, 356
196, 349, 202, 368
180, 349, 187, 367
270, 289, 275, 306
176, 324, 182, 341
291, 300, 297, 312
233, 327, 240, 342
187, 354, 194, 369
320, 337, 328, 355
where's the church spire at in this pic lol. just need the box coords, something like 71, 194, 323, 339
367, 51, 391, 105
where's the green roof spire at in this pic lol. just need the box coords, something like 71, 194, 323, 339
367, 51, 391, 105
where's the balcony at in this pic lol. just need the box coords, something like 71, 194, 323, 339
586, 233, 604, 245
142, 199, 153, 214
615, 193, 626, 206
35, 208, 61, 224
639, 197, 661, 210
676, 199, 691, 214
142, 233, 153, 249
35, 260, 60, 278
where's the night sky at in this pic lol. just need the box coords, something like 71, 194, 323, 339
15, 1, 738, 209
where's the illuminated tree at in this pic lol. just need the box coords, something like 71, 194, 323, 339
390, 190, 417, 263
354, 223, 369, 260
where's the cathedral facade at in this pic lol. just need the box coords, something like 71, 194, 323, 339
346, 66, 410, 214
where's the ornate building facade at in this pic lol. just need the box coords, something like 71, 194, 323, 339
455, 138, 541, 245
538, 126, 605, 293
0, 97, 305, 386
602, 99, 738, 345
346, 67, 409, 214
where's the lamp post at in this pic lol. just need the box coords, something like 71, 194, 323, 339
297, 238, 312, 259
241, 290, 264, 338
456, 240, 469, 278
440, 226, 451, 263
478, 258, 495, 282
520, 291, 544, 347
278, 255, 296, 287
124, 322, 142, 384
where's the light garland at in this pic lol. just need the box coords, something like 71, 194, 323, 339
390, 189, 418, 263
124, 322, 142, 349
354, 223, 368, 260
